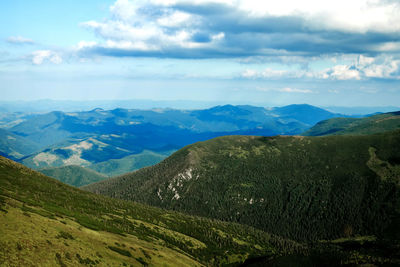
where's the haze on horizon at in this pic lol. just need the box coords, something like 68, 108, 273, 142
1, 0, 400, 107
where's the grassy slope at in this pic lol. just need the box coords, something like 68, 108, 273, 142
303, 111, 400, 136
83, 131, 400, 243
0, 156, 305, 266
38, 165, 108, 187
0, 203, 201, 267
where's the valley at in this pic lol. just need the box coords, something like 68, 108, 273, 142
1, 105, 399, 266
0, 104, 345, 186
3, 1, 400, 265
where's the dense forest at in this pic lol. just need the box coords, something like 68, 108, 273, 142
304, 111, 400, 136
84, 130, 400, 243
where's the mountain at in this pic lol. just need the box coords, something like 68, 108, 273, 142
0, 155, 307, 266
20, 136, 142, 169
303, 111, 400, 136
3, 104, 342, 174
7, 104, 342, 150
2, 157, 398, 266
323, 106, 400, 115
0, 128, 40, 160
88, 149, 175, 177
38, 165, 108, 187
83, 131, 400, 243
271, 104, 340, 126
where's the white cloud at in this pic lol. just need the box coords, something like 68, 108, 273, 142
242, 69, 258, 78
80, 3, 225, 54
241, 54, 400, 80
242, 68, 287, 78
110, 0, 140, 21
31, 50, 63, 65
76, 41, 98, 50
256, 87, 313, 93
230, 0, 400, 33
321, 55, 400, 80
147, 0, 400, 33
328, 65, 361, 80
6, 36, 34, 44
157, 11, 193, 27
280, 87, 313, 93
77, 0, 400, 60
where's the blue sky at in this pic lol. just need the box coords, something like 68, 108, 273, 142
1, 0, 400, 107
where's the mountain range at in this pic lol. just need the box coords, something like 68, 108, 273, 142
1, 105, 399, 266
1, 104, 346, 181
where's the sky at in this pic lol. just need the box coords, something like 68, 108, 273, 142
1, 0, 400, 107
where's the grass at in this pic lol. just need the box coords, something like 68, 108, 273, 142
0, 155, 303, 266
0, 199, 203, 266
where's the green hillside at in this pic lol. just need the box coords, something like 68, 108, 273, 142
38, 165, 108, 187
83, 131, 400, 243
88, 149, 174, 177
0, 128, 40, 159
303, 111, 400, 136
0, 156, 307, 266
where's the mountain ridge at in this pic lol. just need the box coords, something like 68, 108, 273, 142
0, 155, 306, 266
0, 104, 346, 178
303, 111, 400, 136
83, 130, 400, 242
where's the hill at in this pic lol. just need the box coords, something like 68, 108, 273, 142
303, 111, 400, 136
0, 156, 307, 266
38, 165, 108, 187
83, 131, 400, 243
0, 128, 40, 160
271, 104, 339, 126
88, 149, 175, 177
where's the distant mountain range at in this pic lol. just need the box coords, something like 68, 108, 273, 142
1, 99, 398, 115
0, 104, 347, 180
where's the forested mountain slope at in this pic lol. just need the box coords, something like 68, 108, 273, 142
0, 156, 304, 266
84, 131, 400, 243
303, 111, 400, 136
38, 165, 108, 187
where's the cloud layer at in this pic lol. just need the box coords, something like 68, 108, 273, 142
77, 0, 400, 60
241, 55, 400, 80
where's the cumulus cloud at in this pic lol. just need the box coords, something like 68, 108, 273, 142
31, 50, 63, 65
324, 65, 361, 80
241, 55, 400, 80
6, 36, 34, 45
77, 0, 400, 59
321, 55, 400, 80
